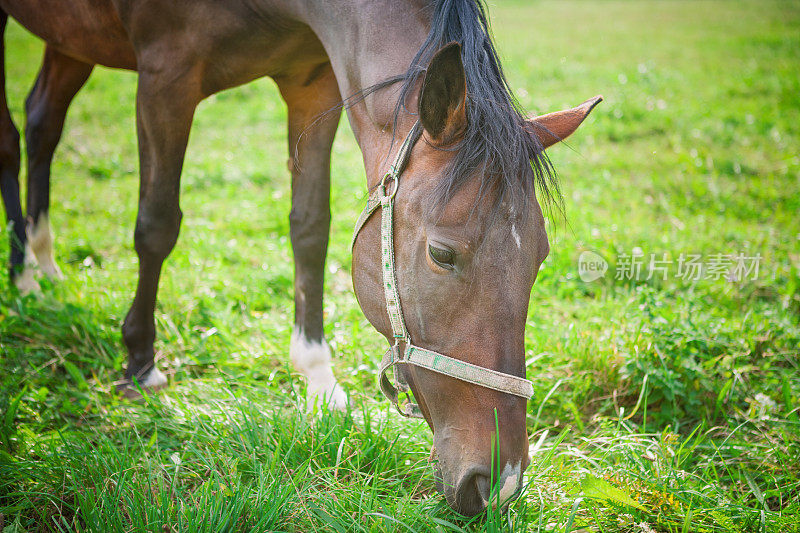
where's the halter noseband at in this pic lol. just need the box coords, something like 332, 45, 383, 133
351, 122, 534, 418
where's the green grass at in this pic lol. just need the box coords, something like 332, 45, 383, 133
1, 0, 799, 531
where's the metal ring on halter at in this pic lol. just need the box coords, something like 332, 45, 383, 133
379, 172, 399, 201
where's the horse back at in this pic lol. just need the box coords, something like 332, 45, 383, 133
0, 0, 136, 69
2, 0, 332, 97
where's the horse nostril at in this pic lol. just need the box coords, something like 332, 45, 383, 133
452, 467, 491, 516
474, 473, 490, 503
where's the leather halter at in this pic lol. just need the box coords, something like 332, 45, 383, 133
352, 122, 534, 418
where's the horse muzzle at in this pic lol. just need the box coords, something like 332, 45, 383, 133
434, 453, 527, 516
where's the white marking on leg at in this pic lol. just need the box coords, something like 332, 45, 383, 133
142, 367, 168, 389
290, 326, 347, 410
493, 461, 522, 507
27, 214, 63, 280
13, 265, 40, 294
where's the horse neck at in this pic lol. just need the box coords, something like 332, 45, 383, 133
299, 0, 431, 187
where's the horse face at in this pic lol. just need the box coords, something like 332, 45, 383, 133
352, 44, 599, 516
353, 143, 547, 514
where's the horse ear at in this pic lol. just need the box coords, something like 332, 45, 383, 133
419, 42, 467, 144
525, 96, 603, 149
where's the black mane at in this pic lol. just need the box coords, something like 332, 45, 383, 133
397, 0, 561, 218
325, 0, 561, 218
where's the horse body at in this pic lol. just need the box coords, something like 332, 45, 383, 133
0, 0, 420, 285
1, 0, 135, 68
0, 0, 600, 515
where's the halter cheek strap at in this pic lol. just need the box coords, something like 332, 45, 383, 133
352, 122, 534, 418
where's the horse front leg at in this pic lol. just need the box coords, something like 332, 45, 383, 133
24, 46, 93, 281
0, 11, 29, 291
120, 67, 201, 394
277, 64, 346, 409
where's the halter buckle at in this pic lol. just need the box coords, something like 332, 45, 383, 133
390, 340, 403, 362
390, 341, 410, 393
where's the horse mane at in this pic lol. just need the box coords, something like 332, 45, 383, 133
320, 0, 561, 219
395, 0, 561, 219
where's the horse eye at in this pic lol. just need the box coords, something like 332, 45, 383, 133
428, 244, 455, 269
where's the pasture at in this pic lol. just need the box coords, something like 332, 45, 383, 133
1, 0, 799, 530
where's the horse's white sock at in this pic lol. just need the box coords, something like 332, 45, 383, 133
27, 214, 63, 280
290, 327, 347, 410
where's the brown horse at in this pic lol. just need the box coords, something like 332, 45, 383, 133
0, 0, 599, 515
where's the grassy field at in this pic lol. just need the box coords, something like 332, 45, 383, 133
1, 0, 799, 531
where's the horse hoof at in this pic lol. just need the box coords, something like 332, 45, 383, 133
290, 328, 349, 411
26, 214, 64, 281
23, 244, 64, 281
307, 381, 348, 411
39, 260, 65, 281
117, 367, 169, 399
13, 267, 41, 294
